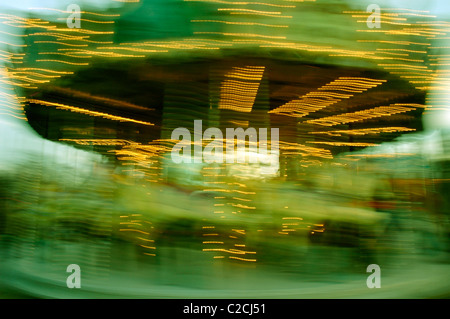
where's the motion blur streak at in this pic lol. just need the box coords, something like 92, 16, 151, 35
0, 0, 448, 298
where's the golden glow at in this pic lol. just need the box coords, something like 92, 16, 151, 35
307, 141, 379, 147
270, 77, 386, 117
59, 139, 140, 146
218, 66, 265, 112
306, 103, 425, 127
310, 127, 416, 136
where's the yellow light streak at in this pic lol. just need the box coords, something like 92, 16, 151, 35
306, 103, 424, 126
309, 127, 416, 136
307, 142, 378, 147
185, 0, 295, 8
229, 256, 256, 262
27, 99, 155, 126
56, 18, 115, 24
28, 7, 120, 17
271, 77, 385, 117
140, 245, 156, 249
191, 20, 288, 28
35, 59, 89, 66
119, 229, 150, 235
194, 32, 287, 39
